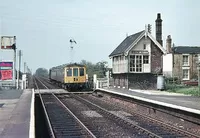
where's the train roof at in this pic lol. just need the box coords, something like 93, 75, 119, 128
50, 63, 85, 70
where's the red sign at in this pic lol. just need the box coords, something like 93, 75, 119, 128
0, 62, 13, 67
1, 46, 12, 49
0, 70, 13, 80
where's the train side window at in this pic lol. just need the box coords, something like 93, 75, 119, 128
67, 69, 72, 76
79, 68, 84, 76
73, 68, 78, 76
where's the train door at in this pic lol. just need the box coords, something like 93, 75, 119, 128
73, 67, 79, 83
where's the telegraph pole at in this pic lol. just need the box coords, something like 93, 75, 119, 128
24, 62, 26, 73
13, 36, 17, 89
17, 50, 22, 89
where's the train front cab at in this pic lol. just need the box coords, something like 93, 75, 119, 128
64, 66, 87, 91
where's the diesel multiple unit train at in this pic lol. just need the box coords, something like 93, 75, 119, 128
49, 63, 88, 91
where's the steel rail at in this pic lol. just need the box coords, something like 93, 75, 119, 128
36, 77, 96, 138
34, 77, 56, 138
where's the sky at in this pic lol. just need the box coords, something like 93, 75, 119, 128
0, 0, 199, 73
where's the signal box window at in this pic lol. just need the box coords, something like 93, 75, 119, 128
73, 68, 78, 76
79, 68, 84, 76
67, 69, 72, 76
143, 55, 149, 64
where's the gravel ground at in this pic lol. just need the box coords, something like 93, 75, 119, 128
89, 93, 200, 136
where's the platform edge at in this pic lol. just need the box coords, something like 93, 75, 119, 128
97, 88, 200, 115
29, 88, 35, 138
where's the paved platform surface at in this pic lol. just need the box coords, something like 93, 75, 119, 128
0, 89, 33, 138
97, 87, 200, 114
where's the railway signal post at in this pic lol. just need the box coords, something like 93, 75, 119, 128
69, 38, 77, 63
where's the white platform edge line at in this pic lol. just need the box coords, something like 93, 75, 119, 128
129, 89, 153, 95
29, 88, 35, 138
98, 88, 200, 115
129, 88, 188, 96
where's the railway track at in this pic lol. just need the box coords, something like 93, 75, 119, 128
73, 94, 200, 138
34, 77, 96, 138
59, 93, 200, 138
34, 76, 200, 138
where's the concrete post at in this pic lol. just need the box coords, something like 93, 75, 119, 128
96, 80, 99, 89
17, 50, 22, 89
13, 49, 16, 89
22, 74, 26, 89
106, 71, 109, 88
93, 74, 97, 90
24, 62, 26, 73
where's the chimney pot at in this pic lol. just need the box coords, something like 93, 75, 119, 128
157, 13, 161, 19
166, 35, 172, 53
155, 13, 163, 46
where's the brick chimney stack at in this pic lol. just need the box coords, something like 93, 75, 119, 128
166, 35, 172, 53
155, 13, 163, 46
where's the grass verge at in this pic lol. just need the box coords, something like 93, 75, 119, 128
165, 84, 200, 96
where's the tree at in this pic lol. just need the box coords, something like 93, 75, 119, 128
79, 60, 108, 78
95, 61, 108, 78
35, 68, 48, 77
80, 60, 95, 78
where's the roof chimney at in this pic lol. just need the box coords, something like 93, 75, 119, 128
166, 35, 172, 53
155, 13, 163, 46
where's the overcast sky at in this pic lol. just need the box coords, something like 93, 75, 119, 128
0, 0, 199, 73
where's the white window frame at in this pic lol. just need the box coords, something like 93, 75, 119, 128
143, 55, 149, 64
182, 69, 189, 80
182, 54, 189, 66
129, 55, 142, 72
129, 54, 150, 73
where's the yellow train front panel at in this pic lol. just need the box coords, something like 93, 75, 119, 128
64, 66, 86, 84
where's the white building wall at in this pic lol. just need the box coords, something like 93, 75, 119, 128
112, 36, 154, 74
124, 56, 128, 72
132, 37, 151, 51
113, 55, 128, 74
163, 53, 173, 77
128, 37, 151, 73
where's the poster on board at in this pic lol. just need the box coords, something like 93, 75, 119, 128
0, 62, 13, 81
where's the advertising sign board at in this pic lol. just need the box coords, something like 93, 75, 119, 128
1, 36, 16, 50
0, 61, 13, 81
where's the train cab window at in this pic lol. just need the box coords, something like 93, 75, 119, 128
73, 68, 78, 76
79, 68, 84, 76
67, 69, 72, 76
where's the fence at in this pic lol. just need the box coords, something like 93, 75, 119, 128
96, 78, 109, 88
92, 74, 111, 90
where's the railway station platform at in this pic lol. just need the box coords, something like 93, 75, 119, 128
96, 87, 200, 115
0, 89, 34, 138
